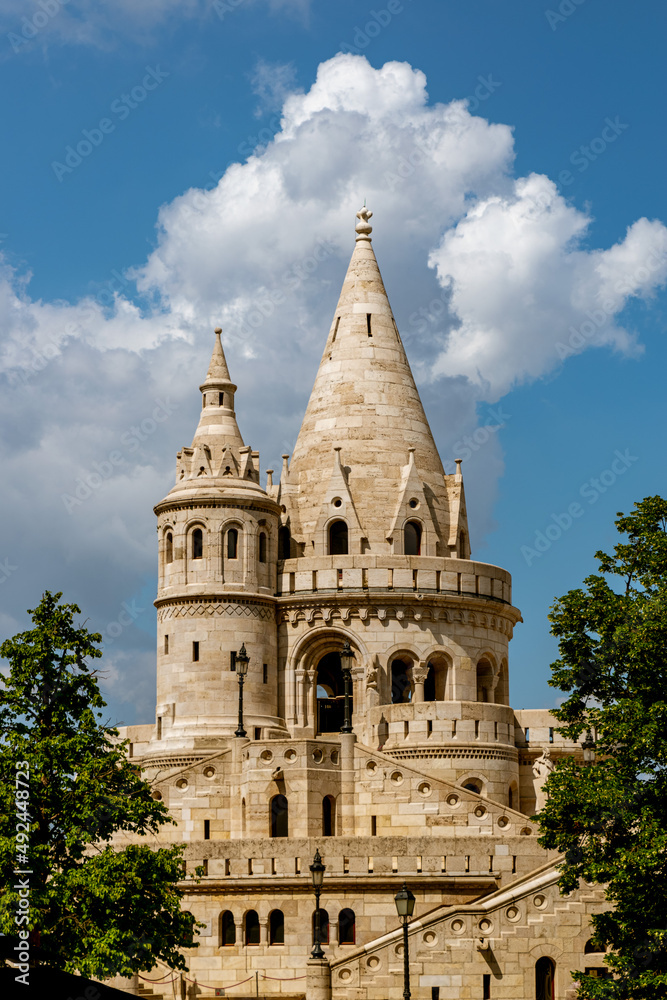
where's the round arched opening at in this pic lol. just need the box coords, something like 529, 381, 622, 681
316, 651, 352, 733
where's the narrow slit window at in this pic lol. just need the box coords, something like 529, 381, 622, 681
366, 313, 372, 337
332, 316, 340, 342
258, 531, 267, 563
263, 663, 268, 684
218, 392, 224, 406
192, 528, 203, 560
193, 641, 200, 662
227, 528, 239, 559
230, 650, 237, 672
165, 532, 173, 564
164, 634, 169, 654
204, 819, 210, 840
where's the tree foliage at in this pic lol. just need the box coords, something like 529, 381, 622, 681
0, 591, 199, 978
537, 497, 667, 999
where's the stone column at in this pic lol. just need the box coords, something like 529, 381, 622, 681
306, 958, 332, 1000
306, 669, 316, 732
412, 663, 429, 703
259, 918, 268, 945
339, 732, 357, 835
296, 669, 306, 728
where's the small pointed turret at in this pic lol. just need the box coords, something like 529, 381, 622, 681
158, 328, 266, 501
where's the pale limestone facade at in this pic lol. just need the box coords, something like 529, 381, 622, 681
116, 208, 606, 1000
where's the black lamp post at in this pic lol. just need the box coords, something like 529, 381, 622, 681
234, 643, 249, 738
310, 849, 326, 959
394, 882, 416, 1000
581, 728, 596, 764
340, 641, 354, 734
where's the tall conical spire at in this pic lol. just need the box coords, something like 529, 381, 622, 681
286, 207, 453, 552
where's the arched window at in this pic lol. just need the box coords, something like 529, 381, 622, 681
245, 910, 260, 946
269, 910, 284, 945
192, 528, 203, 559
313, 908, 330, 945
258, 532, 267, 563
584, 939, 602, 954
270, 794, 288, 837
220, 910, 236, 946
338, 908, 355, 945
508, 785, 515, 810
476, 660, 494, 703
279, 526, 291, 560
391, 660, 411, 704
536, 957, 555, 1000
166, 532, 173, 564
328, 520, 348, 555
463, 780, 482, 794
322, 795, 336, 836
424, 663, 435, 702
404, 521, 422, 556
227, 528, 239, 560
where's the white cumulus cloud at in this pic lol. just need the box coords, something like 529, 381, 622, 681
1, 53, 666, 724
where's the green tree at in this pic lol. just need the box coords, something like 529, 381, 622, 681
0, 591, 199, 978
537, 496, 667, 999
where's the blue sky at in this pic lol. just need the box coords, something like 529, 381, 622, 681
1, 0, 665, 724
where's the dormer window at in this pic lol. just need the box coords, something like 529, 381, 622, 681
404, 521, 421, 556
328, 520, 348, 555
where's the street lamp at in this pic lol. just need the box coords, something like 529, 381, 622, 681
310, 849, 326, 959
581, 728, 596, 764
394, 883, 416, 1000
234, 644, 249, 738
340, 641, 354, 734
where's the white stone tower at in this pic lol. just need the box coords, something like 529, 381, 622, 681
273, 206, 522, 804
152, 329, 285, 750
116, 207, 604, 1000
